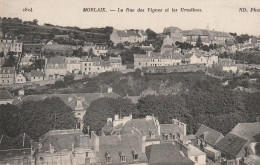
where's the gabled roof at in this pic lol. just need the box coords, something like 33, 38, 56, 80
215, 133, 248, 158
146, 143, 194, 165
160, 124, 184, 135
31, 70, 45, 77
113, 118, 160, 141
0, 90, 13, 100
39, 129, 89, 152
48, 56, 66, 64
0, 67, 15, 74
97, 134, 148, 164
195, 124, 224, 146
230, 122, 260, 142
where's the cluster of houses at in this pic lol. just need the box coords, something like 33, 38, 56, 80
0, 55, 126, 86
0, 111, 259, 165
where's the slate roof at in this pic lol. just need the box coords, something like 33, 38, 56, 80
215, 133, 248, 158
116, 30, 143, 38
48, 56, 66, 64
18, 92, 120, 110
0, 133, 33, 150
163, 27, 182, 33
146, 143, 194, 165
0, 90, 13, 100
31, 70, 44, 77
160, 124, 184, 135
230, 122, 260, 142
113, 118, 160, 141
97, 134, 148, 165
39, 129, 89, 152
0, 67, 15, 74
195, 124, 224, 146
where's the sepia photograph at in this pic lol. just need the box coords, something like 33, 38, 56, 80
0, 0, 260, 164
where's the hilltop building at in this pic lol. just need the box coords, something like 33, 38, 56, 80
110, 29, 147, 45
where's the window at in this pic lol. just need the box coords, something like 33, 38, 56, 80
132, 149, 138, 161
194, 156, 198, 162
85, 63, 87, 66
119, 151, 126, 162
106, 152, 111, 163
165, 134, 169, 141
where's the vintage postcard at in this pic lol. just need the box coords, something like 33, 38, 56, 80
0, 0, 260, 164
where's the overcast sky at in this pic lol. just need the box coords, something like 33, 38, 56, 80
1, 0, 260, 36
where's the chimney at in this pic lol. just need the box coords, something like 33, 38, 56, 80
91, 131, 99, 153
141, 133, 146, 153
85, 153, 91, 165
107, 118, 112, 123
18, 89, 25, 96
107, 87, 113, 93
114, 114, 119, 120
75, 98, 84, 111
49, 144, 54, 153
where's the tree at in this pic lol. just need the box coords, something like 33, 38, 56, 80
83, 98, 136, 135
0, 52, 4, 57
196, 36, 203, 48
146, 28, 157, 40
3, 51, 16, 67
33, 19, 38, 25
0, 104, 22, 137
19, 97, 77, 140
202, 45, 210, 52
53, 80, 66, 88
30, 59, 45, 70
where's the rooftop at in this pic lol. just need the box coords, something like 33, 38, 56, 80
230, 122, 260, 142
146, 143, 194, 165
215, 133, 248, 158
0, 90, 14, 100
195, 124, 224, 146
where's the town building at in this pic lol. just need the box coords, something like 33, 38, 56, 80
163, 26, 186, 43
45, 56, 67, 80
110, 29, 147, 45
93, 43, 108, 56
134, 51, 182, 69
183, 28, 234, 46
66, 57, 81, 74
219, 58, 238, 73
108, 55, 126, 71
0, 67, 15, 86
195, 124, 224, 161
91, 131, 148, 164
146, 143, 195, 165
0, 90, 14, 105
34, 129, 99, 165
0, 35, 22, 55
15, 73, 27, 84
30, 70, 45, 82
102, 114, 187, 147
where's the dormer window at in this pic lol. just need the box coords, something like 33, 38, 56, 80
150, 131, 155, 139
132, 149, 138, 161
119, 151, 126, 162
165, 134, 169, 141
105, 152, 111, 163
